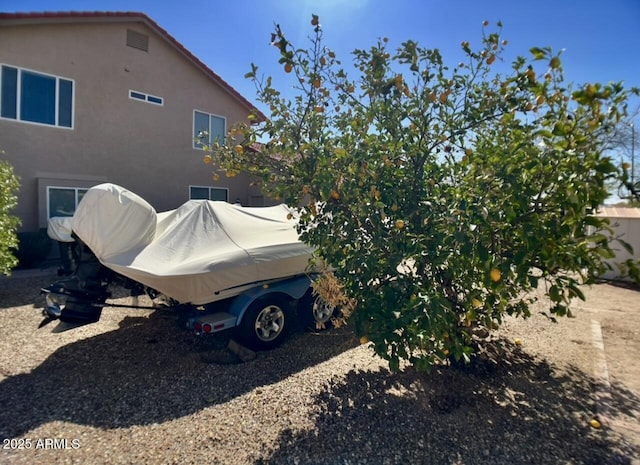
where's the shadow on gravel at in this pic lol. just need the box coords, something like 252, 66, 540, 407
257, 346, 640, 465
0, 311, 359, 439
2, 277, 639, 463
595, 278, 640, 292
0, 274, 58, 309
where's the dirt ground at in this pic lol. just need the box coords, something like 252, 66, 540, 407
498, 279, 640, 461
569, 282, 640, 443
0, 270, 638, 464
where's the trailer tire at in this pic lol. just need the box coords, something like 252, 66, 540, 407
236, 296, 289, 351
298, 288, 337, 332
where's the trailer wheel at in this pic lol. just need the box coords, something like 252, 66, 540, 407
298, 288, 337, 332
236, 296, 288, 351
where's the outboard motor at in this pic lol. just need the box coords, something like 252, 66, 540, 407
41, 236, 110, 326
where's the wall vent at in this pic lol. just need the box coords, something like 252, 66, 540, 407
126, 29, 149, 52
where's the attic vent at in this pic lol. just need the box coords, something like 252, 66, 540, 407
126, 29, 149, 52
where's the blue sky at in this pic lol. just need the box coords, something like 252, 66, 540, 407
4, 0, 639, 117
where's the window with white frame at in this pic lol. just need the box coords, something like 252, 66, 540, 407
193, 110, 225, 149
1, 64, 74, 128
48, 187, 88, 218
189, 186, 228, 202
129, 90, 163, 106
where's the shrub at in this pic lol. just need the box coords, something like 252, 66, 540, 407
0, 158, 20, 275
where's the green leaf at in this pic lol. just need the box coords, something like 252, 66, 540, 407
549, 284, 561, 302
594, 247, 616, 259
617, 238, 634, 255
244, 63, 258, 79
586, 233, 608, 244
567, 282, 585, 301
552, 304, 568, 316
530, 47, 547, 60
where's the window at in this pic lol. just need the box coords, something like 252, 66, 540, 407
189, 186, 228, 202
193, 110, 225, 149
1, 65, 74, 128
48, 187, 88, 218
129, 90, 163, 106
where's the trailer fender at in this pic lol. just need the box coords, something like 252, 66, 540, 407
231, 275, 312, 324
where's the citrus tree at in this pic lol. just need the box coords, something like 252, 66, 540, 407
0, 156, 20, 275
209, 17, 639, 371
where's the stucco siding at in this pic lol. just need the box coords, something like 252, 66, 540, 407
0, 15, 262, 232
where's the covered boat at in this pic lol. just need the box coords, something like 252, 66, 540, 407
70, 183, 315, 305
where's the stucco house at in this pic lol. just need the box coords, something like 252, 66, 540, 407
0, 11, 266, 236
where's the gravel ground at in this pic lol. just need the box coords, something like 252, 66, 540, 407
0, 270, 638, 465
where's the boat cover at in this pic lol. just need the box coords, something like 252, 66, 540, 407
48, 217, 74, 242
71, 183, 314, 304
